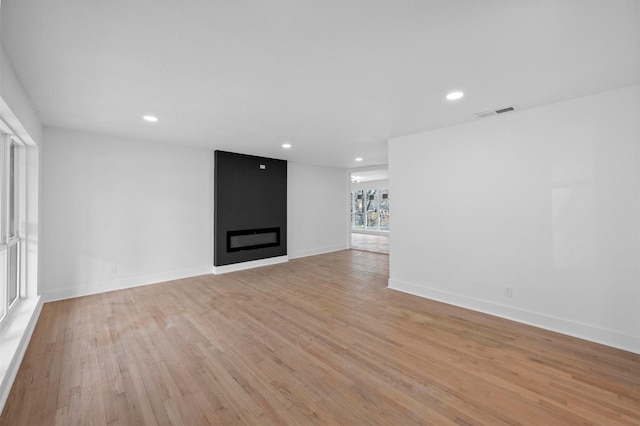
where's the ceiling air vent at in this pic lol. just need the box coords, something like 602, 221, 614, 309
474, 105, 518, 119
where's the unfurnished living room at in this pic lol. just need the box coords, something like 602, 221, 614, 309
0, 1, 639, 425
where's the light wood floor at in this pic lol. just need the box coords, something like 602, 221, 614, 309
2, 250, 639, 425
350, 233, 389, 254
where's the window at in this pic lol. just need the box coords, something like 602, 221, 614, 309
351, 187, 389, 231
366, 189, 378, 228
379, 189, 389, 230
0, 133, 23, 325
353, 190, 365, 229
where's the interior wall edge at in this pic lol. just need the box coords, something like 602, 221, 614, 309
388, 278, 640, 355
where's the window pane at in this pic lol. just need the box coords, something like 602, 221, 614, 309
353, 190, 364, 229
8, 242, 17, 305
350, 191, 354, 228
9, 142, 16, 238
0, 138, 6, 245
379, 189, 389, 230
366, 189, 378, 229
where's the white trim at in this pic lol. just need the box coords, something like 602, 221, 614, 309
351, 229, 389, 236
288, 245, 347, 260
0, 119, 11, 135
213, 255, 288, 274
0, 296, 42, 413
43, 266, 214, 302
388, 278, 640, 355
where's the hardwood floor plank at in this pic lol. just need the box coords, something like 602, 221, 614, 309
2, 250, 639, 425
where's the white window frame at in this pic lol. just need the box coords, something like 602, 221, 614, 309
0, 131, 25, 326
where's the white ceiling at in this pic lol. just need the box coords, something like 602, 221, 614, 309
351, 169, 388, 183
1, 1, 638, 169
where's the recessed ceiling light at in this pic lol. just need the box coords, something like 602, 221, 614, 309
446, 91, 464, 101
355, 157, 363, 162
282, 143, 292, 149
143, 115, 158, 122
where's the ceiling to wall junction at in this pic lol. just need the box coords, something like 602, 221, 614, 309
1, 0, 638, 168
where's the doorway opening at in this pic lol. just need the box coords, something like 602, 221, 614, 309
350, 168, 389, 254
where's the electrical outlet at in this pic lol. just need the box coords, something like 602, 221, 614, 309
504, 287, 513, 297
111, 265, 117, 274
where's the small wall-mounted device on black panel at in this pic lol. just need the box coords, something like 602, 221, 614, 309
214, 151, 287, 266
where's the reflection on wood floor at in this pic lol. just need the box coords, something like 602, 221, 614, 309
350, 232, 389, 254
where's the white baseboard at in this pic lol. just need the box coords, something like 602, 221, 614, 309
0, 296, 43, 413
288, 245, 347, 260
351, 230, 389, 236
388, 278, 640, 354
43, 266, 214, 302
213, 255, 289, 274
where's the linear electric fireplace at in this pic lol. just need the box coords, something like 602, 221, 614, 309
227, 227, 280, 252
214, 151, 287, 267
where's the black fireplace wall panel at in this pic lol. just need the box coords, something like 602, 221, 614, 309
214, 151, 287, 266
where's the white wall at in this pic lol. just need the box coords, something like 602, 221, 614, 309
42, 130, 350, 297
0, 43, 42, 145
42, 127, 213, 300
288, 162, 349, 258
389, 85, 640, 353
